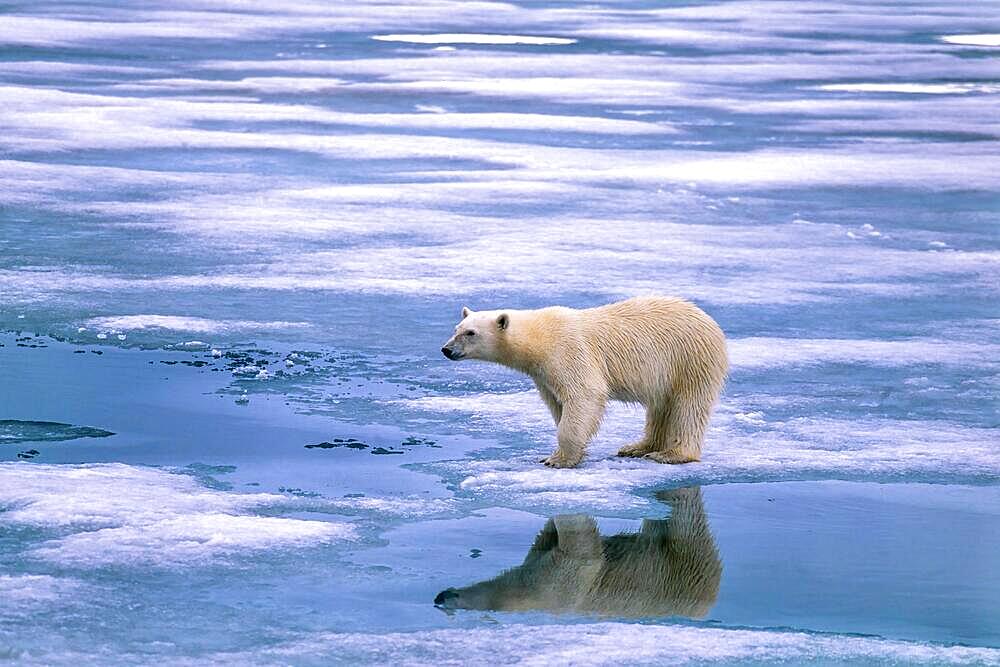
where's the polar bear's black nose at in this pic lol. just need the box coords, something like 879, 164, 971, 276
434, 588, 459, 606
442, 347, 456, 360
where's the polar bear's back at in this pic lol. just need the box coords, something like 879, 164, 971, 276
578, 296, 727, 402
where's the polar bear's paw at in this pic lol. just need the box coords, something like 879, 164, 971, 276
616, 440, 654, 458
540, 451, 583, 468
644, 451, 699, 465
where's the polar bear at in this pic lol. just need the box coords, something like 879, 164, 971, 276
441, 296, 727, 468
434, 487, 721, 618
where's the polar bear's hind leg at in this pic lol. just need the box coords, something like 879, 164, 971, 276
643, 393, 706, 465
617, 401, 669, 458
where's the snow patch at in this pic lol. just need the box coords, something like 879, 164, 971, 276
31, 513, 349, 568
199, 622, 1000, 666
729, 338, 1000, 370
0, 574, 81, 604
86, 315, 310, 334
940, 34, 1000, 47
0, 463, 355, 567
372, 34, 576, 46
815, 82, 1000, 94
323, 495, 458, 518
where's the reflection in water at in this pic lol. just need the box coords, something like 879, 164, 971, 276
435, 487, 721, 618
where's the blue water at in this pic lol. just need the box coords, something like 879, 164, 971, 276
1, 0, 999, 664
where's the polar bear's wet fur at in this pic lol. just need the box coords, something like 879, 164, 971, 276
441, 296, 728, 468
434, 487, 721, 618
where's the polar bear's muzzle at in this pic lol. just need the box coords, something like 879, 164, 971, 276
441, 345, 462, 360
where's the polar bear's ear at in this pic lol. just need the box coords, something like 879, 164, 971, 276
461, 306, 472, 319
496, 313, 509, 330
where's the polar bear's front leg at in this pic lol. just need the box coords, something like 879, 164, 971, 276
542, 396, 605, 468
534, 380, 563, 426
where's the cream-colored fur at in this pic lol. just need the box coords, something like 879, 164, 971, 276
434, 487, 721, 618
441, 297, 728, 468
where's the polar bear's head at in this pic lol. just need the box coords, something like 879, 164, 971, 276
435, 516, 603, 613
441, 306, 509, 362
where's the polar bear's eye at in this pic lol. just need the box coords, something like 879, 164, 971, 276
465, 330, 476, 337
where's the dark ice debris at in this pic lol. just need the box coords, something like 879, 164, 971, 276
17, 449, 40, 459
469, 549, 483, 559
305, 439, 370, 450
306, 441, 338, 449
305, 435, 439, 456
74, 350, 86, 354
279, 486, 320, 497
401, 436, 440, 449
90, 350, 103, 355
15, 335, 45, 347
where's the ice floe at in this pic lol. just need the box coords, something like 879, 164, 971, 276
0, 3, 570, 48
86, 315, 310, 334
404, 391, 1000, 512
30, 512, 347, 568
320, 495, 458, 519
372, 34, 576, 46
3, 213, 996, 307
0, 463, 355, 567
940, 34, 1000, 47
200, 51, 998, 91
196, 623, 1000, 666
815, 83, 1000, 95
0, 574, 82, 605
728, 338, 1000, 370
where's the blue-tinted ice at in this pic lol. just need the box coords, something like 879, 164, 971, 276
1, 0, 998, 664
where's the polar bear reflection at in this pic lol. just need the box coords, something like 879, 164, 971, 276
435, 487, 721, 618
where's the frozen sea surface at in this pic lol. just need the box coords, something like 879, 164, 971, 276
1, 0, 999, 664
